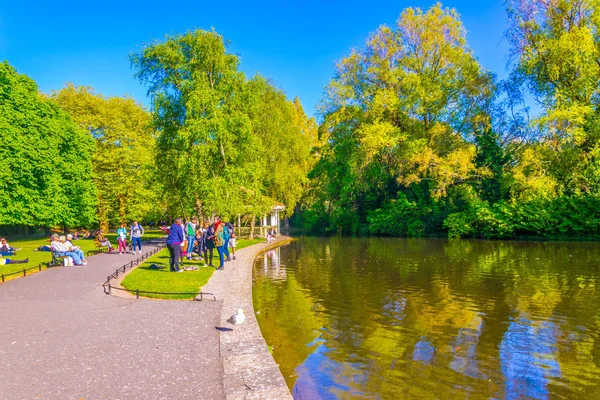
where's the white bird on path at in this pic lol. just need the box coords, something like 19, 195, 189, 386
227, 308, 246, 325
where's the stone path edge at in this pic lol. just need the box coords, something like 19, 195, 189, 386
206, 236, 295, 400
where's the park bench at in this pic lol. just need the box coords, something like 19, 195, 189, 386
50, 251, 68, 267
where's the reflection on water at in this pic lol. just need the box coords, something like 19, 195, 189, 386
252, 237, 600, 399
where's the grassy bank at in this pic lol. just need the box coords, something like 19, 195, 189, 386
0, 230, 165, 282
121, 239, 263, 299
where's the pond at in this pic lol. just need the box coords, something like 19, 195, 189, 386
252, 237, 600, 399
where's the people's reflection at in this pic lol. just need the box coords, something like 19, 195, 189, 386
265, 248, 286, 279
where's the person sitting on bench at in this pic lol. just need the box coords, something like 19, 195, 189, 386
66, 234, 87, 265
94, 231, 113, 252
53, 235, 85, 266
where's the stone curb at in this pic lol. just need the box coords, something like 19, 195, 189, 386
203, 236, 294, 400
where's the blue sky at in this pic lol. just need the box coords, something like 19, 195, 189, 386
0, 1, 510, 118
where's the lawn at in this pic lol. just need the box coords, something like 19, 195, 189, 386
0, 230, 166, 282
121, 238, 263, 299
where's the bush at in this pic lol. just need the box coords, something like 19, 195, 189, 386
443, 196, 600, 238
367, 194, 426, 237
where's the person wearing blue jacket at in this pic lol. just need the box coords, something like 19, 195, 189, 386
166, 218, 184, 272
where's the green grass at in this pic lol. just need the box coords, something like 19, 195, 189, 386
121, 239, 263, 299
0, 230, 166, 282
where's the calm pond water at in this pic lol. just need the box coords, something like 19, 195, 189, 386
252, 237, 600, 399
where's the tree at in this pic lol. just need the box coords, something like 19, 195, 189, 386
507, 0, 600, 143
506, 0, 600, 196
0, 61, 97, 229
307, 3, 494, 234
131, 29, 264, 219
53, 84, 157, 229
131, 29, 316, 222
247, 78, 319, 216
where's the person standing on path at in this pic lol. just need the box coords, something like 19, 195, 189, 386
185, 217, 198, 260
195, 226, 205, 262
222, 219, 231, 262
130, 221, 144, 254
117, 223, 128, 254
166, 218, 184, 272
213, 216, 226, 270
203, 221, 215, 267
225, 222, 237, 261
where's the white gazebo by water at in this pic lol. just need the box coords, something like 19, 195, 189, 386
261, 203, 285, 235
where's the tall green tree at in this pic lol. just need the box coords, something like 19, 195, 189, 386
507, 0, 600, 196
308, 4, 494, 234
53, 84, 157, 229
131, 29, 263, 219
131, 29, 316, 222
0, 61, 97, 229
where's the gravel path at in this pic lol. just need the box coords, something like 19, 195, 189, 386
0, 241, 223, 400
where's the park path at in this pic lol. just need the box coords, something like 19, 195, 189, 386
0, 241, 223, 400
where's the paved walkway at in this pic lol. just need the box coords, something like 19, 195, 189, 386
0, 237, 293, 400
0, 241, 222, 400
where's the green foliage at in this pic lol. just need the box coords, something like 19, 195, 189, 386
0, 61, 97, 228
301, 1, 600, 240
131, 30, 316, 220
302, 4, 494, 236
53, 85, 158, 229
444, 196, 600, 239
367, 195, 425, 237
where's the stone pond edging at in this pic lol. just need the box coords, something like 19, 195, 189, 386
203, 236, 294, 400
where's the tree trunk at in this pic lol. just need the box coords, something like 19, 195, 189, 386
119, 195, 127, 225
249, 214, 255, 240
194, 195, 203, 220
99, 203, 109, 233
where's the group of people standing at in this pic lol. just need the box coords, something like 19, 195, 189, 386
115, 221, 145, 254
165, 216, 236, 272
